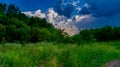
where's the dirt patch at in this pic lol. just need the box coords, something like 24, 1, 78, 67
106, 59, 120, 67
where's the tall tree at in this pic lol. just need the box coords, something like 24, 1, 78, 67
0, 3, 7, 13
6, 4, 20, 17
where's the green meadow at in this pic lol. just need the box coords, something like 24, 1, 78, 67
0, 41, 120, 67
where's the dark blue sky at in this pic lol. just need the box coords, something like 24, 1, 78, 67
0, 0, 85, 12
0, 0, 56, 11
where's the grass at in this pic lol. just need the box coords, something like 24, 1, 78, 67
0, 41, 120, 67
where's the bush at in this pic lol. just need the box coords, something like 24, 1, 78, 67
0, 23, 6, 42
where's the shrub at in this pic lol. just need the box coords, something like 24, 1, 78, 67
0, 23, 6, 42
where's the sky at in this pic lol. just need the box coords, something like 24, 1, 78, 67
0, 0, 120, 35
0, 0, 85, 11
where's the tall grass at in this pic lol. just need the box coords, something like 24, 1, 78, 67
0, 42, 120, 67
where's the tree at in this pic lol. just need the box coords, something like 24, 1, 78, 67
5, 18, 31, 43
6, 4, 20, 17
0, 23, 6, 42
17, 13, 30, 24
0, 3, 7, 13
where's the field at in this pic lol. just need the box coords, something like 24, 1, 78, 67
0, 42, 120, 67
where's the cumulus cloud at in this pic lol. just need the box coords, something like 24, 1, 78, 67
23, 8, 88, 36
45, 8, 81, 36
22, 7, 95, 36
22, 10, 45, 18
46, 8, 66, 25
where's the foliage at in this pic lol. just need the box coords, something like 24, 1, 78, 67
0, 3, 65, 43
72, 26, 120, 44
0, 23, 6, 42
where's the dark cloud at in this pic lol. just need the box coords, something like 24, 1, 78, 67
79, 7, 91, 15
74, 0, 120, 30
54, 0, 74, 18
54, 0, 77, 18
62, 4, 75, 18
55, 0, 120, 18
80, 0, 120, 17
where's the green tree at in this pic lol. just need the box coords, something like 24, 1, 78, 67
5, 18, 31, 43
0, 23, 6, 42
6, 4, 20, 17
0, 3, 7, 13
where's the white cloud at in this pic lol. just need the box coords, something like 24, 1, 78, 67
22, 10, 45, 18
46, 8, 60, 25
45, 8, 79, 36
76, 7, 81, 11
22, 11, 33, 17
63, 0, 80, 7
74, 15, 94, 23
22, 8, 94, 36
84, 3, 89, 8
34, 10, 46, 18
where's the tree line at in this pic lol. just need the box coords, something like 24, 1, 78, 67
72, 26, 120, 44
